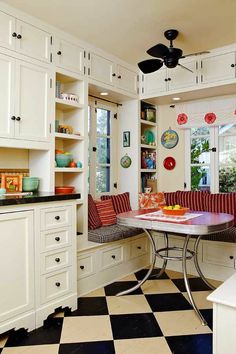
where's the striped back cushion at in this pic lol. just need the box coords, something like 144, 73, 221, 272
101, 192, 132, 214
88, 194, 102, 230
205, 193, 236, 224
95, 199, 117, 226
176, 190, 209, 211
164, 192, 178, 206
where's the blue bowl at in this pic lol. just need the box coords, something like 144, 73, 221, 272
22, 177, 39, 192
55, 154, 71, 167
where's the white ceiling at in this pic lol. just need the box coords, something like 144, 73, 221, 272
3, 0, 236, 66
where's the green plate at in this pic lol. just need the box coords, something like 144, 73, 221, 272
144, 130, 155, 144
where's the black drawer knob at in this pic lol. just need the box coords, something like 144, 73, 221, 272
229, 255, 234, 259
80, 265, 85, 270
112, 73, 116, 77
117, 75, 121, 79
11, 115, 16, 120
111, 255, 116, 259
57, 51, 62, 55
55, 237, 60, 241
55, 216, 60, 220
12, 32, 17, 37
164, 78, 168, 82
137, 246, 142, 250
55, 282, 61, 287
168, 77, 171, 81
55, 258, 60, 263
17, 34, 22, 39
231, 64, 235, 68
16, 116, 21, 121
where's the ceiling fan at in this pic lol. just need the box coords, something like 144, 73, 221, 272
138, 29, 209, 74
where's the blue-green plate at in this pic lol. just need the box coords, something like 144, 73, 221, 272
144, 130, 155, 144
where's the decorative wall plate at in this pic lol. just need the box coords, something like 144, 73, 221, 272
143, 129, 155, 144
163, 156, 176, 170
161, 129, 179, 149
120, 154, 132, 168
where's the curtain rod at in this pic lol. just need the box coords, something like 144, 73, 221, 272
89, 94, 122, 107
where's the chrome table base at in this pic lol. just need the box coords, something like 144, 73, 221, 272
117, 229, 215, 326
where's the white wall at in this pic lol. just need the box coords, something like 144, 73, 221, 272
0, 148, 29, 169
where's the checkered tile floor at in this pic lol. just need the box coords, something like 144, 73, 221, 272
0, 268, 220, 354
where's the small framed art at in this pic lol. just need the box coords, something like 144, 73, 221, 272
123, 131, 130, 147
1, 174, 23, 192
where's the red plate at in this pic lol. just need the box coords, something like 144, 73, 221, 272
163, 156, 176, 170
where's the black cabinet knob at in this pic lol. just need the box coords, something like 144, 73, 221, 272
12, 32, 17, 37
111, 255, 116, 259
229, 255, 234, 259
57, 51, 62, 55
168, 77, 171, 81
11, 116, 16, 120
80, 265, 85, 270
16, 116, 21, 121
55, 216, 60, 220
17, 34, 22, 39
112, 73, 116, 77
137, 246, 142, 250
231, 64, 235, 68
164, 78, 168, 82
117, 75, 121, 79
55, 258, 60, 263
55, 237, 60, 242
55, 282, 61, 287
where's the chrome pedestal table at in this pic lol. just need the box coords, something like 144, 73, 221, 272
117, 209, 234, 326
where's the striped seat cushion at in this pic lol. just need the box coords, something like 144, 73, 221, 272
95, 199, 116, 226
205, 192, 236, 224
88, 194, 102, 230
88, 224, 143, 243
164, 192, 178, 206
176, 190, 209, 211
101, 192, 132, 215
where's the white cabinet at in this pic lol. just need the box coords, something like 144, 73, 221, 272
55, 38, 84, 74
116, 64, 138, 94
0, 11, 51, 63
143, 68, 167, 96
0, 210, 34, 330
0, 53, 51, 142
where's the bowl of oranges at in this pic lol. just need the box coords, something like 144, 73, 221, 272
161, 205, 189, 216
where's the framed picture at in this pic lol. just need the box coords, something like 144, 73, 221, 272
1, 173, 23, 193
123, 131, 130, 147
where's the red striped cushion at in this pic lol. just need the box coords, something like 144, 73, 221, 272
101, 192, 132, 215
164, 192, 178, 206
176, 190, 209, 211
88, 194, 102, 230
205, 193, 236, 224
95, 199, 117, 226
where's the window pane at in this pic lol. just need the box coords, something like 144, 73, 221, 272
191, 165, 210, 191
191, 127, 210, 136
191, 137, 210, 164
219, 167, 236, 192
96, 166, 110, 193
97, 137, 110, 164
97, 108, 110, 135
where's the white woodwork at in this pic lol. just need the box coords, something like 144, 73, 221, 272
100, 245, 124, 270
77, 253, 95, 279
168, 58, 197, 91
0, 53, 15, 138
40, 228, 72, 252
130, 237, 148, 259
40, 268, 72, 304
143, 68, 167, 96
203, 241, 236, 268
40, 248, 71, 274
55, 38, 84, 74
201, 51, 236, 84
116, 64, 137, 94
89, 52, 114, 85
16, 20, 51, 63
0, 211, 34, 324
0, 11, 15, 50
40, 205, 72, 230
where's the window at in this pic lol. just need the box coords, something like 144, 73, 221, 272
185, 123, 236, 193
88, 99, 117, 197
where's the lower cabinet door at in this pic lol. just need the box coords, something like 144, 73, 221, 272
40, 268, 72, 304
0, 210, 34, 323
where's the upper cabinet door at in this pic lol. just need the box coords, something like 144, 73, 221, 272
89, 53, 114, 85
116, 65, 138, 94
15, 60, 50, 142
16, 20, 51, 63
55, 38, 84, 74
168, 58, 197, 91
200, 52, 236, 84
0, 53, 15, 138
143, 68, 167, 96
0, 11, 16, 50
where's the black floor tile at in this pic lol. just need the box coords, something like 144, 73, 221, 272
166, 333, 212, 354
5, 318, 63, 347
59, 341, 115, 354
146, 293, 192, 312
200, 309, 213, 330
110, 313, 163, 339
0, 349, 2, 353
135, 268, 169, 281
172, 277, 212, 292
65, 297, 108, 316
104, 281, 143, 296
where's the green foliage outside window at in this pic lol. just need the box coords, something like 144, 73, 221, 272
191, 138, 209, 190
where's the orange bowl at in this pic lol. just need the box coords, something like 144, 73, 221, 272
162, 207, 189, 216
55, 186, 74, 194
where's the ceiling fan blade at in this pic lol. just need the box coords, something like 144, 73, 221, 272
138, 59, 163, 74
178, 63, 194, 73
181, 50, 210, 59
147, 43, 169, 58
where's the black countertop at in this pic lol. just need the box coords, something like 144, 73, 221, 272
0, 192, 81, 206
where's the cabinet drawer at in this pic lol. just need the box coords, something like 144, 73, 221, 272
130, 237, 148, 259
41, 268, 72, 303
77, 254, 94, 279
40, 228, 72, 252
203, 242, 236, 268
40, 206, 72, 230
41, 249, 71, 274
101, 245, 123, 270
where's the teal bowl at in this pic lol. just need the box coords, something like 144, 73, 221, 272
55, 154, 71, 167
22, 177, 39, 192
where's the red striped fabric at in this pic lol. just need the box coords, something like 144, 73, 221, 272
88, 194, 102, 230
176, 190, 209, 211
101, 192, 132, 215
205, 193, 236, 224
164, 192, 178, 206
95, 199, 117, 226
